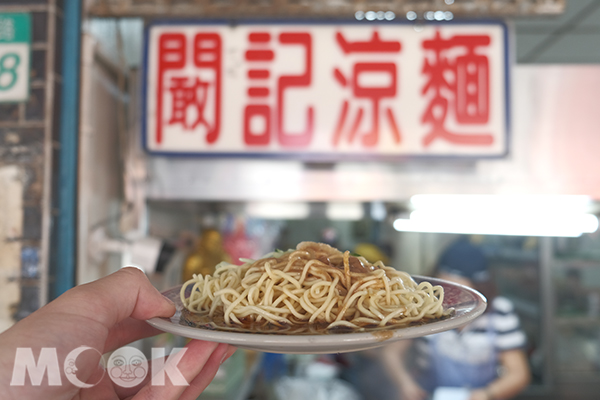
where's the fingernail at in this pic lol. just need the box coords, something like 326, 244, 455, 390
220, 346, 231, 365
122, 265, 146, 273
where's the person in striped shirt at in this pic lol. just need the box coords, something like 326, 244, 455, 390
382, 237, 531, 400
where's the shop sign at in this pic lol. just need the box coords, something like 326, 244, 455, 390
0, 13, 30, 103
144, 21, 508, 158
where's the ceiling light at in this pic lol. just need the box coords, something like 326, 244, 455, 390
394, 195, 599, 237
326, 202, 364, 221
393, 213, 598, 237
246, 202, 310, 220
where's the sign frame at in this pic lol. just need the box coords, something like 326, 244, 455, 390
142, 19, 511, 161
0, 12, 31, 104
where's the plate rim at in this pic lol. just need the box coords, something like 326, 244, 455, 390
147, 275, 487, 350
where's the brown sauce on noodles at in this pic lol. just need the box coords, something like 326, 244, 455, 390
179, 308, 454, 335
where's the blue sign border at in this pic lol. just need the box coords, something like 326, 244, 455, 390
141, 18, 511, 161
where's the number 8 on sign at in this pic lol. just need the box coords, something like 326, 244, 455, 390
0, 44, 28, 102
0, 13, 30, 102
0, 53, 20, 90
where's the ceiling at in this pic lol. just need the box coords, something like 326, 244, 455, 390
87, 0, 565, 19
86, 0, 600, 65
514, 0, 600, 63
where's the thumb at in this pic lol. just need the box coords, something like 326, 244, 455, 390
49, 266, 176, 329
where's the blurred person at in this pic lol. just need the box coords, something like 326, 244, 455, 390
0, 267, 236, 400
381, 236, 530, 400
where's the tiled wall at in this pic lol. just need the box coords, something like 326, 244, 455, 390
0, 0, 63, 329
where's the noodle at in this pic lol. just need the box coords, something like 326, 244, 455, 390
180, 241, 448, 332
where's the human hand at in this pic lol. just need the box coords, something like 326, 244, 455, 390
0, 267, 236, 400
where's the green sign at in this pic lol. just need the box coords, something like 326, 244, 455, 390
0, 13, 30, 102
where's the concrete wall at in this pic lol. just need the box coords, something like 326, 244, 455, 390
77, 32, 126, 285
0, 0, 63, 330
0, 166, 22, 332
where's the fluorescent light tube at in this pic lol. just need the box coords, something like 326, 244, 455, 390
326, 202, 364, 221
246, 202, 310, 220
393, 212, 598, 237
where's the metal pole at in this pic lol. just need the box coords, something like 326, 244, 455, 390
52, 0, 81, 299
539, 236, 556, 392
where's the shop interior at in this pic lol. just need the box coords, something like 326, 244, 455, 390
4, 0, 600, 399
72, 1, 600, 399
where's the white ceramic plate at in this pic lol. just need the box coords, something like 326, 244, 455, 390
147, 276, 487, 354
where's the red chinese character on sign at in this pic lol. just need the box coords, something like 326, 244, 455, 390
332, 31, 402, 148
421, 30, 493, 147
168, 77, 210, 129
243, 32, 313, 147
156, 32, 221, 144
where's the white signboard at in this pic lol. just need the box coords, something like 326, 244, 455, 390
0, 13, 30, 103
144, 22, 508, 159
